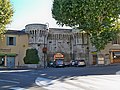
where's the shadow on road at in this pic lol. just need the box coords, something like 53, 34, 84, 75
0, 65, 120, 90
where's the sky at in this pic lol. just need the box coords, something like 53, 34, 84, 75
8, 0, 71, 30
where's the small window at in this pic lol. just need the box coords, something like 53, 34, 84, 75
37, 44, 40, 46
67, 42, 69, 44
113, 52, 120, 59
9, 37, 14, 45
58, 42, 61, 43
49, 41, 52, 43
7, 37, 16, 46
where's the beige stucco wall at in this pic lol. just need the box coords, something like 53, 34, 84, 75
89, 41, 120, 65
0, 33, 28, 66
101, 43, 120, 53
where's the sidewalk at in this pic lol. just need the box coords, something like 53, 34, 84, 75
0, 66, 37, 70
0, 65, 46, 70
86, 63, 120, 68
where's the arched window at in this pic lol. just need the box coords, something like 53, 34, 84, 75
33, 30, 34, 35
30, 31, 32, 34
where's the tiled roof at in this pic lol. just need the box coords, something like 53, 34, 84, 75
5, 30, 27, 35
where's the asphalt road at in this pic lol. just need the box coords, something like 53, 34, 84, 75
0, 70, 44, 90
0, 65, 120, 90
36, 65, 120, 79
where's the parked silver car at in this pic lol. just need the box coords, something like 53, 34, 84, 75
76, 60, 86, 67
70, 60, 86, 67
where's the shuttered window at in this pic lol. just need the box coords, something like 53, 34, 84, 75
6, 37, 16, 46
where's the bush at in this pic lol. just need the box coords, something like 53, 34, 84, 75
24, 49, 39, 64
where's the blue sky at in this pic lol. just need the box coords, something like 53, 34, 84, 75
8, 0, 70, 30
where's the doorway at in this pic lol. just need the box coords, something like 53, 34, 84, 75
0, 57, 5, 66
7, 56, 15, 68
92, 55, 97, 65
112, 52, 120, 63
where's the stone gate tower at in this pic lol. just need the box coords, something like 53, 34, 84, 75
25, 24, 48, 66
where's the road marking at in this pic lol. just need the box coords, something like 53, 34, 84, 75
116, 71, 120, 75
0, 79, 20, 84
0, 70, 31, 73
35, 75, 120, 90
10, 87, 29, 90
35, 77, 54, 86
35, 77, 85, 90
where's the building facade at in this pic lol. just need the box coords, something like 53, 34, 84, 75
0, 30, 28, 68
25, 23, 120, 66
25, 24, 89, 66
0, 23, 119, 68
1, 23, 120, 69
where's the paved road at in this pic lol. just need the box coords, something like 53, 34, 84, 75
35, 65, 120, 79
0, 65, 120, 90
35, 65, 120, 90
0, 70, 45, 90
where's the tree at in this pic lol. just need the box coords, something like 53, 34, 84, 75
24, 49, 40, 64
0, 0, 13, 34
52, 0, 120, 51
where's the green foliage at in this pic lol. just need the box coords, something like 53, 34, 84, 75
24, 49, 40, 64
52, 0, 120, 51
90, 27, 119, 51
0, 0, 14, 34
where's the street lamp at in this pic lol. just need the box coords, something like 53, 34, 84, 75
42, 34, 47, 68
45, 22, 49, 32
70, 34, 74, 60
42, 23, 49, 68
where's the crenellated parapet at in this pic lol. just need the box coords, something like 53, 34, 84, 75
25, 24, 48, 44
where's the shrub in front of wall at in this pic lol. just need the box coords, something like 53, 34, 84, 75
24, 49, 39, 64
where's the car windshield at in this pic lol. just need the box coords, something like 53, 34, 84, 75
56, 59, 63, 64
